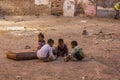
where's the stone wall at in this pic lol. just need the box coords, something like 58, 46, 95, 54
76, 0, 96, 16
0, 0, 51, 16
97, 0, 120, 8
51, 0, 64, 16
96, 0, 120, 17
0, 0, 97, 16
63, 0, 75, 17
0, 0, 119, 17
35, 0, 50, 5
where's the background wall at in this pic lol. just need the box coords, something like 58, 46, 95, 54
0, 0, 51, 16
96, 0, 120, 17
97, 0, 120, 8
0, 0, 120, 16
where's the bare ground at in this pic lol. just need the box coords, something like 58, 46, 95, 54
0, 16, 120, 80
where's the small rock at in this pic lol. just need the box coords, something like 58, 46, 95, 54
80, 20, 87, 23
82, 76, 88, 80
16, 76, 22, 80
82, 76, 85, 80
24, 45, 31, 49
35, 14, 40, 18
82, 30, 88, 35
95, 41, 99, 45
99, 30, 103, 34
50, 29, 56, 31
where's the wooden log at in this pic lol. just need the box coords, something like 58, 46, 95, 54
6, 50, 38, 61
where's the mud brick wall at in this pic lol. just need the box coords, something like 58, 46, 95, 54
75, 1, 84, 16
75, 0, 96, 16
0, 0, 51, 16
1, 0, 119, 16
51, 0, 65, 15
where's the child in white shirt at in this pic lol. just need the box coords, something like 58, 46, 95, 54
37, 39, 56, 62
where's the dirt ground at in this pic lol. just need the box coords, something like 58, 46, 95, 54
0, 16, 120, 80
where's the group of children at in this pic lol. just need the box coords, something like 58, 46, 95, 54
36, 33, 84, 62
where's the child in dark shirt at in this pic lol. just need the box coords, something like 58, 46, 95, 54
56, 38, 68, 57
37, 33, 45, 50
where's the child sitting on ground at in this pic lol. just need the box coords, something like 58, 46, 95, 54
37, 33, 45, 50
37, 39, 57, 62
56, 38, 68, 57
64, 41, 84, 62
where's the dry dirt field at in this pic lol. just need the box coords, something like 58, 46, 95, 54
0, 16, 120, 80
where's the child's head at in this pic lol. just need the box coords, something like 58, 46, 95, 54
71, 41, 78, 48
58, 38, 64, 46
47, 39, 54, 47
38, 33, 44, 41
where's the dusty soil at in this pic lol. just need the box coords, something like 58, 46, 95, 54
0, 16, 120, 80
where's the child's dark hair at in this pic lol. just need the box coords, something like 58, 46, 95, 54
47, 39, 54, 44
38, 33, 44, 38
71, 41, 78, 46
58, 38, 64, 43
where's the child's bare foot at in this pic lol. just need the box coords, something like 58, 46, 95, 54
64, 55, 72, 62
